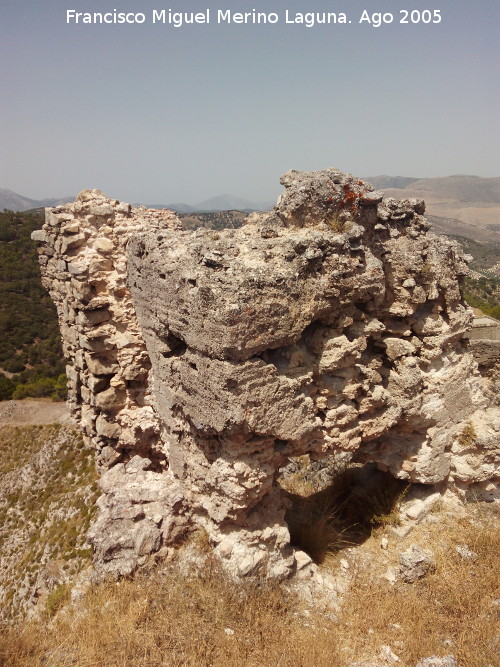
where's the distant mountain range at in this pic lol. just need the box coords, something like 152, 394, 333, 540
0, 189, 74, 212
2, 175, 499, 243
0, 189, 274, 214
364, 174, 500, 204
362, 175, 500, 242
148, 195, 276, 213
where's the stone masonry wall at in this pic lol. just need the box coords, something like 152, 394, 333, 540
33, 171, 500, 580
33, 191, 188, 576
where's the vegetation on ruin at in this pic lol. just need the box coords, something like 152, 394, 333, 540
325, 213, 351, 233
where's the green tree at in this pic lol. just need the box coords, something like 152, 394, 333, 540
0, 376, 15, 400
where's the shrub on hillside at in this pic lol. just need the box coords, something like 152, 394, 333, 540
11, 374, 67, 401
0, 375, 15, 400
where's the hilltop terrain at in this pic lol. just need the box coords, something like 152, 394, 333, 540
1, 170, 499, 667
1, 417, 499, 665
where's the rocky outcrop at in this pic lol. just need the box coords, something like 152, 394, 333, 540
33, 169, 500, 579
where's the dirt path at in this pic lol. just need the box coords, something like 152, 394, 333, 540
0, 399, 72, 426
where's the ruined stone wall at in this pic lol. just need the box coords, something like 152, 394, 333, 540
33, 171, 500, 580
33, 191, 188, 576
467, 316, 500, 375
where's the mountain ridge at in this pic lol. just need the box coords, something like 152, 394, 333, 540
0, 189, 74, 212
0, 188, 275, 214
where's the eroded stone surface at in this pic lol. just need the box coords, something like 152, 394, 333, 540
33, 170, 500, 579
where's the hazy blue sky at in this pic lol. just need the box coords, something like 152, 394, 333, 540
1, 0, 499, 203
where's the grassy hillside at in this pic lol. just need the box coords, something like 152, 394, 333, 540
179, 209, 247, 230
448, 236, 500, 275
463, 275, 500, 319
448, 236, 500, 318
0, 423, 99, 621
0, 210, 65, 400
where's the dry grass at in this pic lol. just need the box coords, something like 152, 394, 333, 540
0, 559, 342, 667
282, 459, 409, 563
285, 493, 347, 564
281, 458, 499, 665
456, 421, 477, 449
336, 505, 500, 666
2, 445, 498, 666
0, 505, 498, 666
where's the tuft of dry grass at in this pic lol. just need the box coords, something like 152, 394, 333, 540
43, 583, 71, 621
286, 495, 347, 564
325, 214, 351, 233
456, 421, 477, 449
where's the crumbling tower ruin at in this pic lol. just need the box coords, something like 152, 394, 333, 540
33, 169, 499, 578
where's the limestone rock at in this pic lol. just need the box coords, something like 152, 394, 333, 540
398, 545, 435, 583
415, 657, 457, 667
